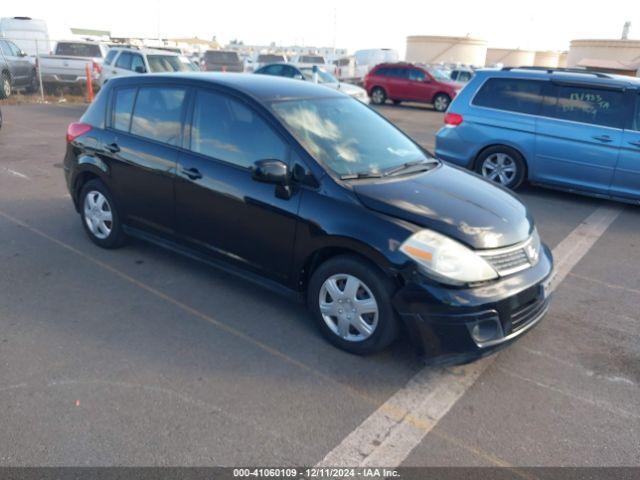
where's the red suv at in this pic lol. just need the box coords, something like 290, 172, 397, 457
364, 63, 462, 112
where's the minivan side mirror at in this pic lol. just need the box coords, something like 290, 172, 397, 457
252, 159, 289, 185
134, 65, 146, 73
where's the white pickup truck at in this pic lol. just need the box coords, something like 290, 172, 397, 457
39, 41, 109, 90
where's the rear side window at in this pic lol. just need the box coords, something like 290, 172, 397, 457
473, 78, 545, 115
112, 88, 137, 132
545, 86, 626, 129
104, 50, 117, 66
130, 87, 187, 145
115, 52, 132, 70
190, 89, 287, 168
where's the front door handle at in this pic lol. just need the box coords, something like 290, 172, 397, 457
628, 140, 640, 149
181, 167, 202, 180
105, 142, 120, 153
592, 135, 612, 143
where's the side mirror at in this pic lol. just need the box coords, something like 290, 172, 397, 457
19, 50, 28, 57
251, 159, 289, 185
134, 65, 146, 74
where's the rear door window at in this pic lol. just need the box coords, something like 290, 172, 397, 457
115, 52, 132, 70
130, 87, 187, 145
112, 87, 137, 132
190, 89, 287, 168
408, 69, 425, 82
544, 85, 626, 129
130, 54, 145, 72
473, 78, 545, 115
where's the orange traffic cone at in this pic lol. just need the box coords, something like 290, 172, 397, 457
85, 64, 94, 103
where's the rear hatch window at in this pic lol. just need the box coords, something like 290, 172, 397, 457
56, 43, 102, 57
204, 51, 240, 64
257, 54, 285, 63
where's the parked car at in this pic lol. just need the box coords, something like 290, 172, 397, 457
201, 50, 244, 72
364, 62, 463, 111
0, 38, 37, 98
39, 41, 109, 91
436, 67, 640, 202
449, 67, 474, 83
0, 16, 50, 57
99, 48, 198, 86
289, 54, 326, 68
255, 63, 369, 103
63, 73, 552, 359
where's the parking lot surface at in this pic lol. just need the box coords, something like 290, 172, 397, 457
0, 103, 638, 467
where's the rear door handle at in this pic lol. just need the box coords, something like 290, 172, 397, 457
105, 142, 120, 153
592, 135, 612, 143
628, 140, 640, 149
181, 167, 202, 180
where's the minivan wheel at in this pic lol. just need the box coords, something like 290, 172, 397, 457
80, 179, 126, 248
308, 255, 398, 355
0, 73, 11, 99
370, 87, 387, 105
432, 93, 450, 112
475, 146, 526, 189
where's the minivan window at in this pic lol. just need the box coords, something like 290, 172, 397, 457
147, 55, 195, 73
473, 78, 545, 115
408, 69, 425, 82
547, 86, 626, 129
112, 88, 137, 132
115, 52, 132, 70
190, 90, 287, 168
104, 49, 117, 66
130, 54, 145, 72
130, 87, 187, 145
272, 97, 430, 176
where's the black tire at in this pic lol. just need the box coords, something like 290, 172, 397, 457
79, 179, 126, 249
432, 93, 451, 112
0, 72, 11, 99
370, 87, 387, 105
475, 145, 526, 190
25, 69, 38, 94
392, 100, 402, 105
307, 255, 398, 355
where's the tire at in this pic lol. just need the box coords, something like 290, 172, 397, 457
432, 93, 451, 112
79, 179, 126, 249
307, 255, 398, 355
0, 72, 11, 99
25, 70, 38, 94
392, 100, 402, 105
475, 146, 526, 190
370, 87, 387, 105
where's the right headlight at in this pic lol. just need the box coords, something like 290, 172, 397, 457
400, 229, 498, 285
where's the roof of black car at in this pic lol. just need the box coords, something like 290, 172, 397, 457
111, 72, 343, 101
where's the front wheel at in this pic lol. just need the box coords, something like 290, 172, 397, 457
432, 93, 450, 112
308, 255, 398, 355
475, 146, 526, 189
369, 87, 387, 105
0, 73, 11, 99
79, 179, 126, 248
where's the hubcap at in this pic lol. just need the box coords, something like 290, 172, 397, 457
481, 153, 517, 185
83, 191, 113, 240
372, 89, 384, 104
319, 274, 379, 342
434, 96, 449, 111
2, 79, 10, 97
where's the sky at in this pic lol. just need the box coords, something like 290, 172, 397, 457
5, 0, 640, 56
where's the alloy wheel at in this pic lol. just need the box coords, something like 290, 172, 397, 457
434, 95, 449, 112
319, 274, 379, 342
2, 77, 10, 98
481, 153, 517, 185
371, 89, 385, 105
83, 190, 113, 240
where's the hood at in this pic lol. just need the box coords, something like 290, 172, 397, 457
337, 82, 367, 96
353, 164, 533, 249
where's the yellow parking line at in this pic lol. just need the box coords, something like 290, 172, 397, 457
0, 207, 523, 469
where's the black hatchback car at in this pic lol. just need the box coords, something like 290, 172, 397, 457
64, 73, 553, 361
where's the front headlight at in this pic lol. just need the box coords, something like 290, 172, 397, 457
400, 229, 498, 285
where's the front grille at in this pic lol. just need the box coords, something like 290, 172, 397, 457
510, 296, 548, 332
483, 248, 530, 275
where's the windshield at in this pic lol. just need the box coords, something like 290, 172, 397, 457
147, 55, 197, 72
271, 97, 432, 176
300, 68, 338, 84
428, 68, 451, 82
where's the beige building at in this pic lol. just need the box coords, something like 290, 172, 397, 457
485, 48, 535, 67
405, 35, 487, 66
567, 39, 640, 75
533, 51, 561, 68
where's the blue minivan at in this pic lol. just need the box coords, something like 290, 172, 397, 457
435, 68, 640, 203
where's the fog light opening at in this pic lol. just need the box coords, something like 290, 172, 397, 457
470, 317, 502, 346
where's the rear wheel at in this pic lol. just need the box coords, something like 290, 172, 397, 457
370, 87, 387, 105
433, 93, 450, 112
308, 255, 398, 355
0, 73, 11, 99
475, 146, 526, 189
79, 179, 126, 249
26, 69, 38, 94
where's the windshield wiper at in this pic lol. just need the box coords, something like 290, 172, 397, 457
340, 171, 383, 180
382, 159, 438, 177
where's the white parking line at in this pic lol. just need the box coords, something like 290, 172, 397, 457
318, 205, 623, 467
2, 168, 30, 180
